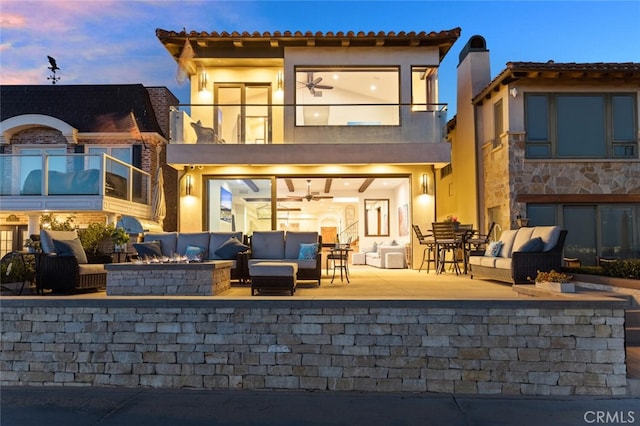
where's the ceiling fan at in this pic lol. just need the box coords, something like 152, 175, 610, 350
298, 72, 334, 96
287, 179, 333, 202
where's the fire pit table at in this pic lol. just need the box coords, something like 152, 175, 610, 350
105, 260, 232, 296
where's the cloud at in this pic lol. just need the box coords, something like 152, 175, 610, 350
0, 12, 25, 28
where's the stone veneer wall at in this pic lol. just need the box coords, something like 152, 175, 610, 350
483, 132, 640, 230
0, 299, 628, 396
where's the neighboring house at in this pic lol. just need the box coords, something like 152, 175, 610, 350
0, 84, 179, 257
156, 29, 461, 265
447, 35, 640, 265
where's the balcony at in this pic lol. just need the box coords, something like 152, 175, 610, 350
0, 154, 152, 217
167, 103, 451, 166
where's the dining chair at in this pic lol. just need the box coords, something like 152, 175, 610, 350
412, 225, 437, 273
465, 221, 496, 255
431, 222, 462, 275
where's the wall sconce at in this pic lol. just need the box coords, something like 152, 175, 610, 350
276, 71, 283, 93
509, 87, 518, 98
198, 70, 208, 92
185, 175, 193, 195
421, 173, 432, 195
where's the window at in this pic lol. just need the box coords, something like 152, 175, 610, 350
295, 67, 399, 126
493, 99, 503, 148
411, 66, 438, 111
526, 203, 639, 265
525, 93, 637, 159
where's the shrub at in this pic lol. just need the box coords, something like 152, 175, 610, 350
563, 259, 640, 280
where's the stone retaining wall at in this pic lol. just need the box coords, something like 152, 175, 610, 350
0, 299, 627, 395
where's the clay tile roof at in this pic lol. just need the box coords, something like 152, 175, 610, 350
0, 84, 164, 135
473, 61, 640, 104
156, 28, 461, 62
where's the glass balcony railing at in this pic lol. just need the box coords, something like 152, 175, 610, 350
170, 103, 448, 145
0, 153, 150, 204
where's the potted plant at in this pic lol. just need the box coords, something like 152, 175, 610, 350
78, 223, 115, 263
1, 253, 35, 294
111, 227, 130, 252
24, 237, 41, 253
531, 269, 575, 293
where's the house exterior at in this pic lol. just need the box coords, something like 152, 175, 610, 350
0, 84, 179, 257
156, 29, 461, 265
447, 35, 640, 265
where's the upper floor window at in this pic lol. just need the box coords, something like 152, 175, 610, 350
411, 66, 438, 111
493, 99, 504, 149
295, 67, 399, 126
525, 93, 637, 159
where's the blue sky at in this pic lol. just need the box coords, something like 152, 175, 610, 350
1, 1, 638, 116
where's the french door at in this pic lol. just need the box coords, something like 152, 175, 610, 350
214, 83, 272, 144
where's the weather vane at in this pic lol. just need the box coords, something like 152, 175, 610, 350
47, 56, 60, 84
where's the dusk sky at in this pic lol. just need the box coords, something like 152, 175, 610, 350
1, 1, 638, 116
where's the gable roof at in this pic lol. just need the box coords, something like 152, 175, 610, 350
0, 84, 165, 135
473, 61, 640, 104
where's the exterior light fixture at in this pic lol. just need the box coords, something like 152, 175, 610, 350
509, 87, 518, 98
198, 70, 208, 92
185, 175, 193, 195
276, 71, 283, 92
421, 173, 432, 195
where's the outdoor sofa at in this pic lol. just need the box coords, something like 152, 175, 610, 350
468, 226, 567, 284
140, 231, 249, 281
247, 230, 322, 286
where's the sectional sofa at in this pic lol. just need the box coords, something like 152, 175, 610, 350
141, 231, 248, 280
468, 226, 567, 284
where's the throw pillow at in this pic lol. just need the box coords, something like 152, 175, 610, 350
298, 243, 319, 260
52, 238, 88, 264
215, 237, 249, 259
484, 241, 503, 257
184, 245, 206, 261
133, 241, 163, 259
518, 237, 544, 252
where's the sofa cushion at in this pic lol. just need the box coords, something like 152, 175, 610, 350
215, 237, 249, 259
208, 232, 243, 260
498, 230, 519, 258
285, 232, 319, 259
513, 227, 536, 252
133, 241, 163, 258
177, 233, 210, 258
494, 257, 512, 270
298, 243, 319, 260
484, 241, 503, 257
40, 229, 78, 255
52, 238, 88, 264
469, 256, 497, 268
518, 237, 544, 252
530, 226, 561, 251
78, 263, 106, 276
251, 231, 285, 259
144, 232, 177, 257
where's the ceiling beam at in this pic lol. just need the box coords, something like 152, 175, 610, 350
324, 178, 333, 194
285, 178, 295, 192
358, 178, 375, 193
242, 179, 259, 192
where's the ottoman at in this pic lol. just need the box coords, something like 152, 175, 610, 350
385, 252, 405, 269
249, 262, 298, 296
351, 252, 366, 265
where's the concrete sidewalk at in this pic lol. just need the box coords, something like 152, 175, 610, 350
1, 386, 638, 426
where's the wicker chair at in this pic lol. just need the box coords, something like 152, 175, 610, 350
36, 254, 107, 294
